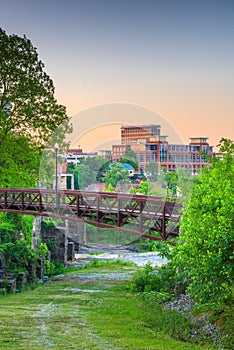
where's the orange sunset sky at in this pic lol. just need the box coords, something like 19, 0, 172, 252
1, 0, 233, 151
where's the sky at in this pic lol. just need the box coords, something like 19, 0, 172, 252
1, 0, 233, 150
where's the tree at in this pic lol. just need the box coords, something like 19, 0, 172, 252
81, 156, 110, 182
120, 145, 138, 170
0, 132, 40, 187
102, 163, 129, 188
165, 171, 178, 196
172, 139, 234, 304
0, 28, 71, 148
66, 156, 110, 190
145, 162, 158, 178
175, 167, 195, 204
77, 163, 93, 189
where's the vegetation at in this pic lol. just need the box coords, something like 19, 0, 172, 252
172, 138, 234, 304
120, 144, 138, 170
0, 27, 71, 148
129, 139, 234, 349
145, 161, 158, 179
102, 162, 130, 188
67, 156, 110, 189
0, 28, 71, 281
0, 261, 213, 349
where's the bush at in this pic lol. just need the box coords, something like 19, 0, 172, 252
131, 262, 187, 296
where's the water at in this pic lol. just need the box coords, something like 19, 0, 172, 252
75, 244, 167, 267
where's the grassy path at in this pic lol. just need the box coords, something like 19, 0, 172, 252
0, 262, 213, 350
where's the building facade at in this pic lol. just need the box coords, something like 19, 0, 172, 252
112, 124, 215, 174
121, 124, 161, 144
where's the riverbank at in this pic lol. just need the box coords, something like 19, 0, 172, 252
0, 260, 214, 350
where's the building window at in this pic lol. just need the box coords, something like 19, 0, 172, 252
139, 153, 144, 162
160, 152, 167, 162
146, 153, 151, 162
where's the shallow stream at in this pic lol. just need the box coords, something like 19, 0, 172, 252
75, 244, 167, 267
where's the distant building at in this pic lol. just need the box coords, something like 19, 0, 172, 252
121, 124, 161, 144
97, 149, 112, 160
112, 124, 215, 174
66, 147, 98, 166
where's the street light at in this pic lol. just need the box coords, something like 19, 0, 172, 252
55, 143, 59, 208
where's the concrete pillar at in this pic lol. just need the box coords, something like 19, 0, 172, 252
32, 216, 42, 249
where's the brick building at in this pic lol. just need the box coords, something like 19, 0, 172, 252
112, 124, 214, 175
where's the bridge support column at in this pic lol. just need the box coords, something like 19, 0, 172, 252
32, 216, 42, 249
78, 221, 86, 247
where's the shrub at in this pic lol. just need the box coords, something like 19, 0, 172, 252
131, 262, 187, 296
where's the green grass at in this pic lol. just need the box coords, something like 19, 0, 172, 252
88, 251, 105, 256
0, 262, 214, 350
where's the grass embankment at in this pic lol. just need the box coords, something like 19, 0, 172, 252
0, 260, 214, 350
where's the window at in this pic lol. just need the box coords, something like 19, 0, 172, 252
139, 153, 144, 162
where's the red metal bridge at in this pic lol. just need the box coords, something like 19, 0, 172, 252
0, 188, 182, 241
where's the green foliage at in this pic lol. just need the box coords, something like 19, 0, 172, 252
137, 294, 206, 346
76, 163, 92, 189
82, 258, 135, 269
0, 213, 15, 242
0, 240, 36, 273
176, 167, 195, 205
143, 239, 172, 258
145, 161, 158, 177
165, 171, 178, 195
0, 133, 40, 187
21, 216, 34, 246
0, 28, 71, 148
120, 145, 138, 170
136, 180, 153, 195
131, 262, 186, 296
102, 183, 115, 192
172, 138, 234, 304
0, 213, 33, 244
82, 156, 110, 182
66, 163, 79, 189
102, 163, 130, 188
67, 156, 110, 189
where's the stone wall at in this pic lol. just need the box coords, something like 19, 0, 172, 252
41, 220, 86, 264
41, 226, 68, 264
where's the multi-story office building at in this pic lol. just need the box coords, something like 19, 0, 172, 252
112, 124, 215, 174
121, 124, 161, 144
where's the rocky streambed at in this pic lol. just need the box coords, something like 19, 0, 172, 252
74, 243, 167, 267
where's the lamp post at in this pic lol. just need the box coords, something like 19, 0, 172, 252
55, 143, 59, 208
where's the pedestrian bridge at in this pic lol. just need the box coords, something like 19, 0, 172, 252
0, 188, 182, 241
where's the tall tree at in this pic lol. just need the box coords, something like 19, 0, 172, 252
172, 139, 234, 303
0, 28, 71, 148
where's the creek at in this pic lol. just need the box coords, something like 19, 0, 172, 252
75, 243, 167, 267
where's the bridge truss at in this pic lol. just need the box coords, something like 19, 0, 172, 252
0, 188, 182, 241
